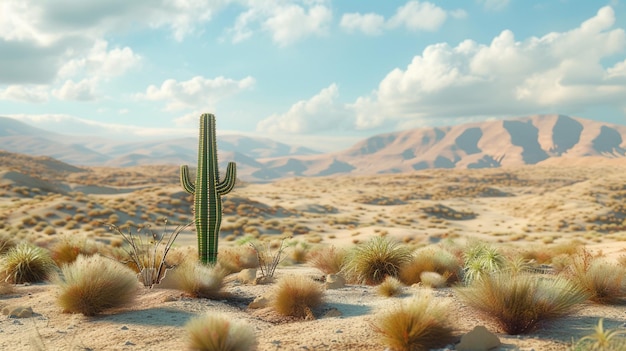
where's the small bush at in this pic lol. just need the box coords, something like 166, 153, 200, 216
562, 250, 626, 304
0, 232, 16, 254
307, 245, 346, 275
462, 243, 505, 284
271, 275, 324, 319
185, 313, 257, 351
573, 318, 626, 351
1, 243, 56, 284
455, 273, 589, 334
342, 236, 413, 285
377, 276, 404, 297
399, 247, 460, 286
371, 292, 455, 351
217, 245, 258, 274
165, 261, 226, 298
50, 236, 98, 266
55, 255, 138, 316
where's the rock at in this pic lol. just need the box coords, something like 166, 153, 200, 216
249, 295, 270, 309
325, 274, 345, 289
2, 306, 33, 318
457, 325, 501, 351
238, 268, 257, 284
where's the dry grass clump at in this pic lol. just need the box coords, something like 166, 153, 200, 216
271, 275, 324, 319
371, 292, 455, 351
377, 276, 404, 297
342, 236, 413, 285
1, 242, 56, 283
49, 235, 98, 266
55, 255, 138, 316
562, 250, 626, 304
217, 245, 259, 274
164, 261, 227, 298
0, 281, 14, 295
0, 232, 16, 254
399, 246, 460, 286
307, 245, 346, 275
455, 273, 589, 334
185, 313, 257, 351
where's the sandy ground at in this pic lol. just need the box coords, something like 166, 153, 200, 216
1, 162, 626, 350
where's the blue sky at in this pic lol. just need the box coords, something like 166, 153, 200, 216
1, 0, 626, 151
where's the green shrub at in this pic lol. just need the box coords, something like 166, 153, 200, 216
185, 313, 257, 351
573, 318, 626, 351
371, 292, 455, 351
55, 255, 138, 316
342, 236, 413, 285
1, 243, 56, 283
462, 242, 505, 284
455, 273, 589, 334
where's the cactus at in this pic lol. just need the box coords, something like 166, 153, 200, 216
180, 114, 236, 264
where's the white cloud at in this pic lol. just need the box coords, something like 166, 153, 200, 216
226, 2, 332, 46
138, 75, 256, 111
52, 79, 98, 101
352, 6, 626, 129
263, 4, 332, 46
340, 13, 385, 36
341, 1, 454, 36
0, 85, 48, 103
256, 83, 351, 133
388, 1, 447, 32
0, 0, 214, 85
477, 0, 510, 11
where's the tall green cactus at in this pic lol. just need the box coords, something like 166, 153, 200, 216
180, 114, 236, 264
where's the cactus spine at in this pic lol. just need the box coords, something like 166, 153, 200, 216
180, 114, 236, 264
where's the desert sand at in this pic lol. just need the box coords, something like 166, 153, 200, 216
0, 156, 625, 350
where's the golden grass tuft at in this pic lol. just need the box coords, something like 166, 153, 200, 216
55, 255, 138, 316
399, 246, 460, 286
165, 261, 227, 298
1, 242, 56, 284
271, 275, 324, 319
217, 245, 259, 274
563, 250, 626, 304
185, 313, 257, 351
371, 292, 455, 351
49, 236, 98, 266
307, 245, 346, 275
342, 236, 413, 285
377, 276, 404, 297
455, 273, 589, 334
573, 318, 626, 351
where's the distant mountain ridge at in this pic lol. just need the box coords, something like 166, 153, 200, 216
2, 114, 626, 182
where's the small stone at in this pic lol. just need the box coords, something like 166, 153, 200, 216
3, 306, 33, 318
456, 325, 501, 351
325, 274, 345, 289
124, 341, 135, 346
249, 295, 270, 309
121, 326, 129, 330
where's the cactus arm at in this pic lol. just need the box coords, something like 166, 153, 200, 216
179, 165, 195, 194
217, 162, 237, 195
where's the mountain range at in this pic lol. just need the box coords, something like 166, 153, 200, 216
1, 114, 626, 182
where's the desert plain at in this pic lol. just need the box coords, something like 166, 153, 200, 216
0, 151, 625, 350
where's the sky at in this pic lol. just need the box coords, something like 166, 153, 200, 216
1, 0, 626, 151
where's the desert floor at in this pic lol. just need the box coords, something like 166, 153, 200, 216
0, 156, 625, 350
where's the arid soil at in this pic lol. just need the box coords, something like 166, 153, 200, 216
0, 155, 625, 350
